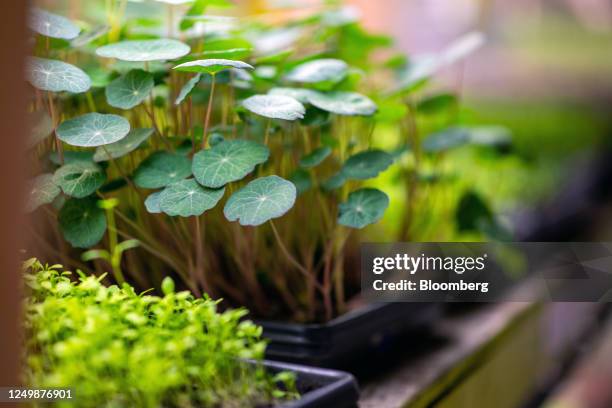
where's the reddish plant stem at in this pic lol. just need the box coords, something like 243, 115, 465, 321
201, 74, 216, 149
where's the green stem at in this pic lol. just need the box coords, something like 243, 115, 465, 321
201, 74, 216, 149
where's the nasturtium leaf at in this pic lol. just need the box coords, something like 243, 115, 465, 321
96, 39, 190, 62
28, 111, 53, 149
285, 58, 348, 84
468, 126, 512, 148
105, 69, 154, 109
27, 57, 91, 93
342, 150, 393, 180
242, 95, 305, 121
133, 152, 191, 188
209, 132, 225, 146
26, 174, 60, 213
29, 8, 80, 40
223, 175, 296, 226
175, 73, 201, 105
71, 24, 109, 48
456, 190, 493, 232
49, 151, 94, 166
309, 91, 377, 116
144, 191, 162, 214
268, 87, 318, 104
299, 146, 332, 169
53, 161, 106, 198
289, 169, 312, 195
93, 128, 153, 162
422, 127, 470, 153
338, 188, 389, 229
56, 113, 130, 147
442, 31, 485, 65
173, 59, 253, 75
321, 172, 346, 191
159, 179, 224, 217
59, 197, 107, 248
417, 93, 458, 115
192, 139, 269, 188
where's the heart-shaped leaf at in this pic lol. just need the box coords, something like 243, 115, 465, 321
224, 175, 296, 226
342, 150, 393, 180
27, 57, 92, 93
338, 188, 389, 229
56, 113, 131, 147
29, 8, 80, 40
133, 152, 192, 188
242, 95, 305, 121
192, 139, 269, 188
268, 87, 318, 104
160, 179, 225, 217
28, 111, 53, 149
309, 91, 377, 116
26, 174, 60, 213
59, 197, 107, 248
53, 161, 106, 198
105, 69, 154, 109
175, 73, 201, 105
144, 191, 162, 214
285, 58, 348, 84
422, 127, 470, 153
93, 128, 153, 162
173, 59, 253, 75
96, 39, 190, 62
299, 146, 332, 168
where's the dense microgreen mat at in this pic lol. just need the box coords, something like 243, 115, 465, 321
23, 261, 297, 407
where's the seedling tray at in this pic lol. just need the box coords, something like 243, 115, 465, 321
265, 360, 359, 408
259, 302, 440, 370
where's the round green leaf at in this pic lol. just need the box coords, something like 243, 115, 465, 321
96, 39, 190, 62
29, 8, 80, 40
309, 91, 377, 116
338, 188, 389, 229
299, 146, 332, 168
28, 111, 53, 149
192, 139, 269, 188
133, 152, 192, 189
242, 95, 305, 121
174, 73, 201, 105
288, 169, 311, 195
26, 174, 60, 213
57, 113, 130, 147
53, 162, 106, 198
160, 179, 225, 217
268, 87, 318, 104
342, 150, 393, 180
105, 69, 154, 109
49, 151, 94, 166
422, 127, 470, 153
322, 172, 346, 191
224, 175, 296, 226
27, 57, 91, 93
93, 128, 153, 162
173, 59, 253, 75
144, 191, 162, 214
285, 58, 348, 84
59, 197, 107, 248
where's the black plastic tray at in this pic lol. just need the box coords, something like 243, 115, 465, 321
265, 360, 359, 408
259, 302, 440, 370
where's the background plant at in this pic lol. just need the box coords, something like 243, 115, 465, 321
26, 0, 512, 322
23, 258, 297, 408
